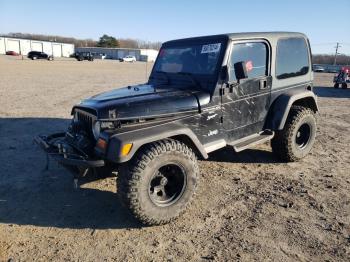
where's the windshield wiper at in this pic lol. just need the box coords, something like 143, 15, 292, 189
176, 72, 202, 90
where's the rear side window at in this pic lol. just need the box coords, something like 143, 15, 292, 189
229, 42, 268, 81
276, 38, 310, 79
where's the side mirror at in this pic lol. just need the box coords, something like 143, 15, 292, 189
234, 61, 248, 81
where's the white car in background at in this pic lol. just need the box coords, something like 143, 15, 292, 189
120, 55, 136, 62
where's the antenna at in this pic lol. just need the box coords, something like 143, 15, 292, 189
145, 48, 148, 82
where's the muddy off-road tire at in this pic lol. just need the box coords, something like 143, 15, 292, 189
271, 106, 317, 162
118, 139, 198, 225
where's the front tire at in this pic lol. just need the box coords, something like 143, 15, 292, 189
271, 106, 317, 162
334, 83, 339, 88
342, 83, 347, 89
118, 139, 198, 225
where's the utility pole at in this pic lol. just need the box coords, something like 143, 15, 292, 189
334, 42, 341, 65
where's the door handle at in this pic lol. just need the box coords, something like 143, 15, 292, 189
259, 79, 268, 89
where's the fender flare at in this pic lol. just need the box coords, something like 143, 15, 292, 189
105, 123, 208, 163
266, 90, 319, 130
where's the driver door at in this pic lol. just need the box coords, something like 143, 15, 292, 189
222, 40, 272, 141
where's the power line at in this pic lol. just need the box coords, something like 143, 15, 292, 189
334, 42, 341, 65
312, 42, 338, 46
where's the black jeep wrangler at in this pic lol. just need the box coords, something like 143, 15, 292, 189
35, 32, 318, 225
75, 52, 94, 61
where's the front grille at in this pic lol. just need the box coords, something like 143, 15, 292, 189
75, 109, 97, 136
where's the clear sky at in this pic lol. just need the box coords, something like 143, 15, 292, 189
1, 0, 349, 54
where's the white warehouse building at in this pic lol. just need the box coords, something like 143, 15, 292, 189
0, 37, 74, 57
75, 47, 159, 62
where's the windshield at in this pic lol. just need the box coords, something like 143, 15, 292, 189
153, 42, 223, 75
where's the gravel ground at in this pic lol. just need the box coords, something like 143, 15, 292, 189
0, 55, 349, 261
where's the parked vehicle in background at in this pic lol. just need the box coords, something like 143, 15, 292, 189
328, 68, 339, 73
119, 55, 136, 62
312, 64, 343, 73
313, 65, 325, 72
6, 51, 20, 56
333, 66, 350, 89
75, 52, 94, 61
35, 32, 318, 226
27, 51, 53, 60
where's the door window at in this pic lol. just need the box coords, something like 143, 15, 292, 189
229, 42, 268, 81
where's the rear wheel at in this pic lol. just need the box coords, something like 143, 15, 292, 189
32, 56, 37, 60
334, 83, 339, 88
271, 106, 317, 162
118, 139, 198, 225
342, 83, 347, 89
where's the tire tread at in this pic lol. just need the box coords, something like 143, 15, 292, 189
118, 139, 198, 225
271, 105, 315, 162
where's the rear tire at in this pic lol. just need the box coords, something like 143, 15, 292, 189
334, 83, 339, 88
117, 139, 198, 225
342, 83, 347, 89
271, 106, 317, 162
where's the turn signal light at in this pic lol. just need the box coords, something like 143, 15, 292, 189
96, 138, 107, 151
121, 143, 133, 156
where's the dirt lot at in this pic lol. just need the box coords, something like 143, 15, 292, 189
0, 55, 349, 261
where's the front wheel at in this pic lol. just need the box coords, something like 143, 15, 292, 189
118, 139, 198, 225
334, 83, 339, 88
342, 83, 347, 89
271, 106, 317, 162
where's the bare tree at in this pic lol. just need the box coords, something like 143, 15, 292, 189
2, 32, 162, 50
313, 54, 350, 65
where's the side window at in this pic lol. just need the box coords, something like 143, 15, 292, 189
229, 42, 268, 81
276, 38, 309, 79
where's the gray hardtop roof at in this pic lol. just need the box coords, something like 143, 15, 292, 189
163, 32, 307, 46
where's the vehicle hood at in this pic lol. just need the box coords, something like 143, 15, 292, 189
73, 84, 210, 120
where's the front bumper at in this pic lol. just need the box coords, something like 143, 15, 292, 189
34, 133, 105, 170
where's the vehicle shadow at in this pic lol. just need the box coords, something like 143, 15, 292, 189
314, 86, 350, 98
0, 117, 141, 230
0, 117, 282, 230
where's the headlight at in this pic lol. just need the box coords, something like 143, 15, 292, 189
92, 121, 101, 140
92, 121, 115, 140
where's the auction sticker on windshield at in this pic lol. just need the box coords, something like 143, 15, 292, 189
201, 43, 221, 54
